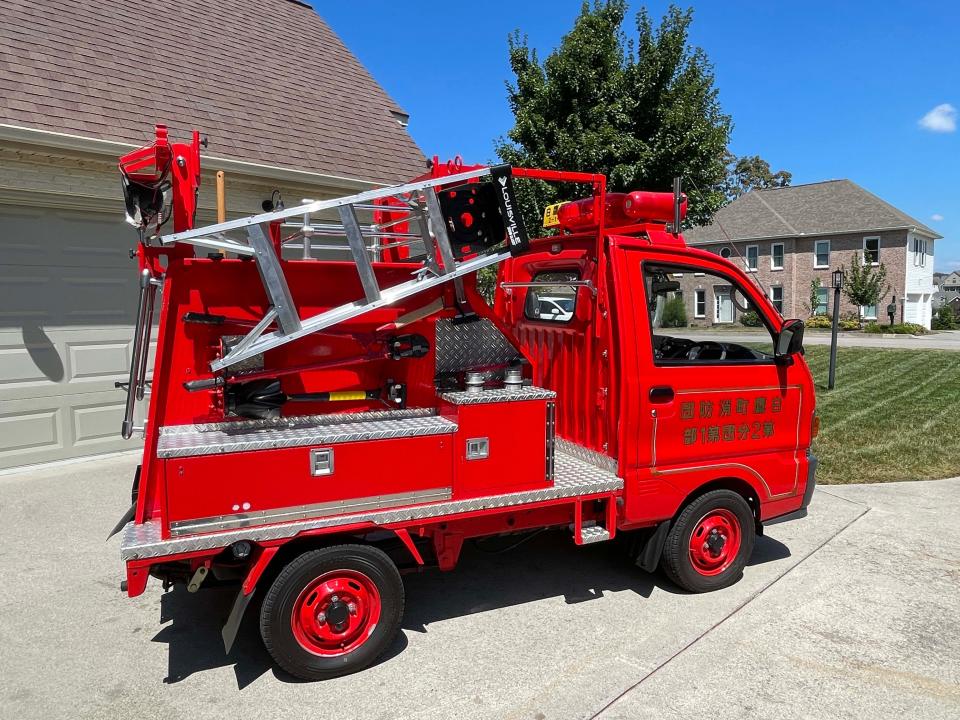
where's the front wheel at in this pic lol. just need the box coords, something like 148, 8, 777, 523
660, 489, 755, 592
260, 544, 404, 680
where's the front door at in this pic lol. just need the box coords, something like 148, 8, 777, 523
622, 251, 811, 515
714, 287, 734, 323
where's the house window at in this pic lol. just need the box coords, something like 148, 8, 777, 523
719, 247, 731, 259
862, 303, 877, 320
770, 286, 784, 314
863, 237, 880, 265
814, 240, 830, 269
815, 287, 829, 315
771, 243, 784, 270
694, 289, 706, 318
745, 245, 759, 272
913, 237, 927, 267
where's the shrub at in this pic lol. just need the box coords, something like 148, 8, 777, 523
804, 314, 832, 329
863, 322, 926, 335
932, 305, 959, 330
838, 319, 860, 331
661, 295, 687, 328
739, 310, 762, 327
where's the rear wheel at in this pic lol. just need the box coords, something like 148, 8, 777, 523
260, 544, 403, 680
660, 489, 755, 592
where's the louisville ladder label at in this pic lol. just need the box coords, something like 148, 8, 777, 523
490, 164, 529, 256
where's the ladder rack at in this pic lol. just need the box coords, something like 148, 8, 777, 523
157, 165, 528, 372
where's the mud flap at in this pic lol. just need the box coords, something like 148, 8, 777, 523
107, 502, 136, 540
636, 520, 670, 572
222, 588, 255, 654
221, 545, 279, 654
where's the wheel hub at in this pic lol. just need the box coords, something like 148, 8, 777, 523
324, 599, 350, 630
688, 508, 742, 577
705, 528, 726, 554
290, 570, 382, 657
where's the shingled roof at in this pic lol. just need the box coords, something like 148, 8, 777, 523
0, 0, 425, 185
685, 179, 941, 244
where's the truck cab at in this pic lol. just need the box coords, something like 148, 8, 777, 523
498, 229, 816, 531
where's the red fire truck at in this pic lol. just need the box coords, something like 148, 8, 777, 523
112, 126, 817, 680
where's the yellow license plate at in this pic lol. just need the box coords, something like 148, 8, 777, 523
542, 202, 564, 228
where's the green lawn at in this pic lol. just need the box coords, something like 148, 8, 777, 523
804, 346, 960, 483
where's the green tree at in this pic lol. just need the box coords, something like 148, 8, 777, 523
842, 254, 891, 322
932, 303, 958, 330
724, 153, 792, 200
661, 295, 687, 327
807, 277, 823, 317
496, 2, 732, 228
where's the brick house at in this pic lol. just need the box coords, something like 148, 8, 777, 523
0, 0, 425, 469
681, 180, 941, 328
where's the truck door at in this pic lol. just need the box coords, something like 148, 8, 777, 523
621, 251, 811, 511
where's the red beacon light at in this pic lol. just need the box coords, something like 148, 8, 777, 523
556, 191, 687, 232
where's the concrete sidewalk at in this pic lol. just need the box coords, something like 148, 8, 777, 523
0, 456, 957, 720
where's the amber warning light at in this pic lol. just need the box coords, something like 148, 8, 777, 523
543, 191, 687, 231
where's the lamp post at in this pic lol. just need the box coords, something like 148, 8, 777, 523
828, 268, 844, 390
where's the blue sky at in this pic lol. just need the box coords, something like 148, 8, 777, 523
319, 2, 959, 271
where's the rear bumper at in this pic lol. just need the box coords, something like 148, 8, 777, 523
766, 450, 817, 526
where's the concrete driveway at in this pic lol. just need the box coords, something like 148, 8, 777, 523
1, 455, 957, 720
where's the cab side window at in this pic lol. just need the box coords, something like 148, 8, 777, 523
644, 263, 776, 363
524, 271, 579, 323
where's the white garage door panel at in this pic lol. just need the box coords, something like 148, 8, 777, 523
0, 208, 151, 470
71, 393, 130, 446
0, 267, 140, 326
0, 405, 60, 455
1, 208, 134, 268
0, 327, 155, 401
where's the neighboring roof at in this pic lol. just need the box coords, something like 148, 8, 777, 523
933, 290, 960, 308
0, 0, 425, 185
941, 271, 960, 285
685, 179, 942, 244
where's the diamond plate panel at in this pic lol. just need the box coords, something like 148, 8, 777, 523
579, 525, 612, 544
157, 414, 457, 458
119, 448, 623, 561
555, 437, 618, 473
434, 318, 520, 374
440, 387, 556, 405
159, 407, 435, 435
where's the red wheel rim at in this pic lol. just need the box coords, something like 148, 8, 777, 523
688, 508, 742, 576
291, 570, 381, 657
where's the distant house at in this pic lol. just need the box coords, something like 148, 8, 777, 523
940, 272, 960, 292
682, 180, 941, 329
932, 290, 960, 315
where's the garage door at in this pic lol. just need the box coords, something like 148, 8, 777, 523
0, 206, 151, 470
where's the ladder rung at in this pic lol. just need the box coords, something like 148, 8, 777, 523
161, 166, 492, 245
211, 250, 509, 371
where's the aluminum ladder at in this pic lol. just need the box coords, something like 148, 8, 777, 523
158, 165, 526, 372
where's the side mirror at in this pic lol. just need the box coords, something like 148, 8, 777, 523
775, 319, 805, 359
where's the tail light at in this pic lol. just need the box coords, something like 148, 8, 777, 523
811, 414, 820, 439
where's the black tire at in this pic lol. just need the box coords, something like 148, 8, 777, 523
260, 544, 403, 680
660, 489, 755, 593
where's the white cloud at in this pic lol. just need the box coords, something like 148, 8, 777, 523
931, 213, 945, 221
919, 103, 957, 132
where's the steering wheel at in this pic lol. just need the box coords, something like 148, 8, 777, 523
686, 341, 727, 361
